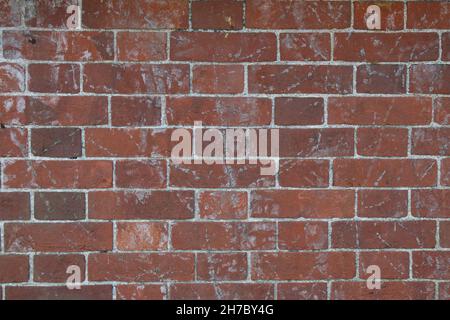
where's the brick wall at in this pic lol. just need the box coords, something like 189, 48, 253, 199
0, 0, 449, 300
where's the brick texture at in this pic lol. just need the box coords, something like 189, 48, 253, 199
0, 0, 448, 301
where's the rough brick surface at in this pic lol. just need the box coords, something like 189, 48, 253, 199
0, 0, 448, 301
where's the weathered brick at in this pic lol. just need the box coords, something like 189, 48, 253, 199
248, 65, 353, 94
28, 64, 80, 93
3, 160, 113, 189
4, 222, 113, 252
172, 222, 275, 250
442, 158, 450, 186
89, 253, 194, 282
252, 252, 355, 280
356, 65, 406, 94
34, 254, 85, 283
34, 192, 85, 221
334, 33, 439, 62
192, 65, 244, 94
412, 128, 450, 156
0, 0, 22, 26
275, 98, 324, 126
407, 1, 450, 29
441, 222, 450, 248
116, 285, 167, 300
166, 97, 272, 126
88, 191, 194, 220
116, 160, 166, 189
31, 128, 82, 158
171, 32, 276, 62
278, 221, 328, 250
280, 33, 330, 61
251, 190, 354, 219
0, 192, 30, 221
358, 190, 408, 218
111, 97, 161, 127
435, 98, 450, 125
117, 32, 166, 61
3, 31, 114, 61
334, 159, 437, 187
412, 190, 450, 218
170, 283, 274, 300
246, 0, 350, 29
0, 63, 25, 93
116, 222, 168, 251
332, 221, 436, 249
6, 285, 112, 300
413, 252, 450, 279
279, 160, 329, 187
410, 65, 450, 94
443, 33, 450, 61
192, 0, 243, 30
197, 253, 247, 281
359, 252, 409, 279
199, 191, 247, 220
277, 283, 327, 300
329, 97, 432, 125
0, 128, 28, 157
0, 255, 29, 283
357, 128, 408, 157
83, 64, 189, 94
24, 0, 78, 28
83, 0, 189, 29
353, 2, 404, 30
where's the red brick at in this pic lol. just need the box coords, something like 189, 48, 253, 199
410, 65, 450, 94
435, 98, 450, 125
0, 63, 25, 93
0, 128, 27, 157
246, 0, 350, 29
248, 65, 353, 94
329, 97, 431, 125
280, 33, 330, 61
0, 192, 30, 221
34, 192, 85, 221
252, 252, 355, 280
85, 128, 170, 157
412, 190, 450, 218
88, 191, 194, 220
170, 163, 275, 188
441, 222, 450, 248
278, 221, 328, 250
170, 32, 276, 62
275, 98, 324, 126
359, 252, 409, 280
166, 97, 271, 126
357, 128, 408, 157
334, 159, 437, 187
117, 32, 166, 61
34, 254, 85, 283
170, 283, 274, 300
413, 252, 450, 280
199, 191, 247, 220
439, 283, 450, 300
407, 2, 450, 29
116, 285, 167, 300
192, 0, 243, 30
279, 128, 353, 157
4, 222, 113, 252
31, 128, 82, 158
197, 253, 247, 281
412, 128, 450, 156
83, 64, 189, 94
442, 158, 450, 186
24, 0, 78, 28
0, 0, 22, 26
331, 282, 435, 300
116, 160, 166, 189
356, 64, 406, 94
172, 222, 275, 250
6, 285, 112, 300
111, 97, 161, 127
251, 190, 354, 219
0, 255, 29, 283
443, 33, 450, 61
116, 222, 168, 251
82, 0, 189, 29
358, 190, 408, 218
332, 221, 436, 249
28, 64, 80, 93
353, 2, 404, 30
0, 97, 27, 125
3, 160, 113, 189
192, 65, 244, 94
277, 283, 327, 300
279, 160, 329, 188
334, 33, 439, 62
25, 96, 108, 126
3, 31, 114, 61
89, 253, 194, 282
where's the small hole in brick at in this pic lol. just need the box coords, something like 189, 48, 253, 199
28, 37, 36, 44
0, 124, 6, 129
